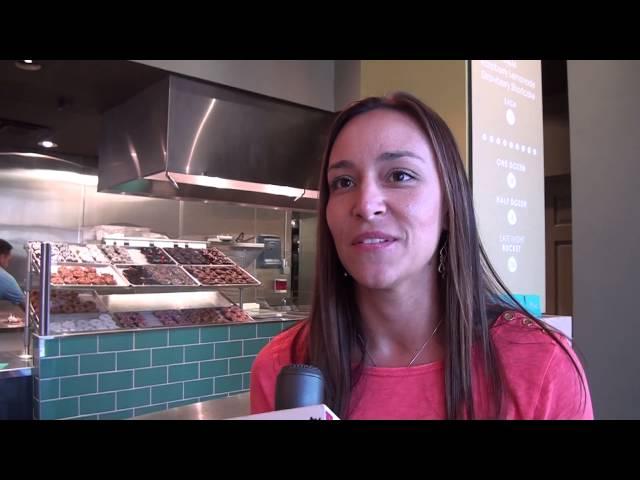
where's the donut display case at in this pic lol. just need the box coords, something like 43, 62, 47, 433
22, 239, 299, 421
25, 238, 264, 336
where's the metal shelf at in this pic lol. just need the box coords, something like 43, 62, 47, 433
207, 239, 265, 249
32, 284, 258, 295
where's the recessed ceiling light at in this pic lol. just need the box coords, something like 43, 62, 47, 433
38, 140, 58, 149
15, 60, 42, 71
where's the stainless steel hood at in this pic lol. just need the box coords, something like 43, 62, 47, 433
98, 75, 335, 210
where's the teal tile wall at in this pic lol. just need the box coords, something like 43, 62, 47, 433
34, 320, 296, 420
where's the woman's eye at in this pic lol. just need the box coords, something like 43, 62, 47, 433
330, 177, 354, 191
389, 170, 416, 182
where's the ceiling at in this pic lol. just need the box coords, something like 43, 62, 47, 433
0, 60, 569, 170
0, 60, 168, 168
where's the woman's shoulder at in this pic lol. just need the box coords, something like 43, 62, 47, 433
490, 309, 569, 366
491, 310, 563, 342
249, 320, 308, 414
488, 310, 592, 419
253, 320, 308, 373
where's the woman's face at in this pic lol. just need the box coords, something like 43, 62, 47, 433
326, 108, 446, 290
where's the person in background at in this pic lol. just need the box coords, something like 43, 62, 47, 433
0, 239, 26, 308
250, 92, 593, 419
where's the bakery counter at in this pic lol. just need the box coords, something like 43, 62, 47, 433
0, 349, 33, 419
0, 318, 33, 419
32, 317, 301, 420
133, 392, 250, 420
0, 350, 33, 379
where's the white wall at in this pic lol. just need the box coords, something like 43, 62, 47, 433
334, 60, 361, 111
568, 60, 640, 419
133, 60, 335, 111
359, 60, 468, 167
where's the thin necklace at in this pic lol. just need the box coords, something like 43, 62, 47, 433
358, 320, 443, 367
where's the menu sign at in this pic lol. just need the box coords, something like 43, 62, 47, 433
470, 60, 545, 312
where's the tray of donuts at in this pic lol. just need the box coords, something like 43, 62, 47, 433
152, 305, 255, 326
100, 245, 177, 265
111, 306, 254, 330
29, 242, 110, 266
112, 311, 164, 329
162, 246, 235, 266
50, 265, 130, 287
114, 264, 199, 287
182, 265, 261, 287
48, 313, 120, 334
30, 289, 108, 316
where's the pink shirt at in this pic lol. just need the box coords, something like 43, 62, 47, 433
250, 311, 594, 419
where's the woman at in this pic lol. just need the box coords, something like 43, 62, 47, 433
250, 92, 592, 419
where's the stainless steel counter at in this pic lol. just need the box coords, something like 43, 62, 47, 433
133, 392, 250, 420
0, 330, 24, 352
0, 351, 33, 379
0, 317, 32, 379
0, 301, 25, 332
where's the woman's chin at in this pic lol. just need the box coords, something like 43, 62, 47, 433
350, 271, 398, 290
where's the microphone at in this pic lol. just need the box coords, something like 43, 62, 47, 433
275, 364, 325, 410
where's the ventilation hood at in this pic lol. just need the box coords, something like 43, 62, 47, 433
98, 75, 335, 210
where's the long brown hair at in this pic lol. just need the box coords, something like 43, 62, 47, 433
297, 92, 583, 419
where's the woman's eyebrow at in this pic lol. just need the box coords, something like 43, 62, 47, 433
328, 150, 424, 172
376, 150, 424, 162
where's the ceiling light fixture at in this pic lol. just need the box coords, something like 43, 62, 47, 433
15, 60, 42, 71
38, 140, 58, 149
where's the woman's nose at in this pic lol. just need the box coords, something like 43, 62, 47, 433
352, 180, 386, 220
